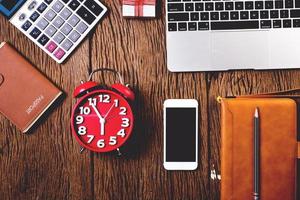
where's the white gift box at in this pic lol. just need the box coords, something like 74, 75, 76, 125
122, 4, 156, 17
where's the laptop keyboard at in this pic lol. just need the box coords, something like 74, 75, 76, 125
16, 0, 106, 63
167, 0, 300, 31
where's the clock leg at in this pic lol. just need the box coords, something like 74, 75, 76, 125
116, 148, 122, 156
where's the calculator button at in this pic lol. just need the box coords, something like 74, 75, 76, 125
53, 16, 65, 28
75, 21, 88, 34
69, 0, 80, 10
77, 6, 96, 25
68, 15, 80, 27
37, 2, 48, 13
38, 34, 50, 46
19, 13, 26, 21
30, 11, 40, 22
52, 1, 64, 13
69, 30, 80, 42
45, 25, 57, 37
46, 41, 58, 52
45, 9, 57, 21
61, 23, 72, 35
53, 32, 65, 44
45, 0, 53, 5
28, 1, 38, 10
61, 38, 73, 51
30, 27, 42, 39
60, 7, 72, 20
21, 21, 32, 31
84, 0, 103, 16
54, 48, 65, 60
37, 18, 49, 30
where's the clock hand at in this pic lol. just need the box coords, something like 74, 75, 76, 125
100, 117, 105, 136
105, 113, 118, 121
91, 105, 106, 136
104, 103, 115, 119
91, 104, 104, 120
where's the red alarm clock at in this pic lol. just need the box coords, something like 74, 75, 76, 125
71, 68, 135, 153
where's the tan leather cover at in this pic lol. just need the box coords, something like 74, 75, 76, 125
221, 98, 297, 200
0, 42, 62, 133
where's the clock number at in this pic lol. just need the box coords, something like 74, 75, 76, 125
76, 116, 84, 124
78, 126, 86, 135
109, 136, 117, 145
88, 98, 97, 106
97, 139, 105, 148
79, 107, 91, 115
99, 94, 110, 103
87, 135, 95, 143
119, 107, 127, 115
114, 99, 119, 107
121, 118, 130, 127
117, 129, 126, 138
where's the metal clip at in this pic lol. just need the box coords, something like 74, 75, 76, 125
216, 96, 223, 104
210, 164, 221, 180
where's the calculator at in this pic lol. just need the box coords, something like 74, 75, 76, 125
0, 0, 107, 63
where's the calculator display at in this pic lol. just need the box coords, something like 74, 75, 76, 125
0, 0, 26, 18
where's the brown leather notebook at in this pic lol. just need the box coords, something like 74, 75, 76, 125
0, 42, 63, 133
220, 97, 298, 200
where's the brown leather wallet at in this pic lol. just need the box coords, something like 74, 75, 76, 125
0, 42, 63, 133
220, 97, 298, 200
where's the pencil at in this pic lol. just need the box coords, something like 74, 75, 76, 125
254, 108, 260, 200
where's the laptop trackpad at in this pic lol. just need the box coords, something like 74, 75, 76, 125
211, 31, 269, 69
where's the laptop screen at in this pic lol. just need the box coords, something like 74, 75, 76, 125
0, 0, 26, 19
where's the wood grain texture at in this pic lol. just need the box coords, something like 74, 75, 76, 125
1, 0, 300, 199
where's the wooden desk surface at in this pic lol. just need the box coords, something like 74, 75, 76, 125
1, 1, 300, 199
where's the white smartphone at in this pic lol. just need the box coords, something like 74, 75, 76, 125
163, 99, 198, 170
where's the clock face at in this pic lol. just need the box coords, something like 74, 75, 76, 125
71, 90, 134, 152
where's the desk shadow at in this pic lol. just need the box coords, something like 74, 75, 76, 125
100, 87, 152, 160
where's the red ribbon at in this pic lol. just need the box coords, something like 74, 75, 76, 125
123, 0, 156, 16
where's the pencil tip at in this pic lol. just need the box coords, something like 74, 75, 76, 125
255, 108, 259, 118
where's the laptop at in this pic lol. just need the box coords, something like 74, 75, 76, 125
166, 0, 300, 72
0, 0, 107, 63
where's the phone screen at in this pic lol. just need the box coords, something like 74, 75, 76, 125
0, 0, 25, 18
166, 108, 196, 162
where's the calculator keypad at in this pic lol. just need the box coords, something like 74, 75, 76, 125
69, 0, 80, 11
30, 27, 42, 39
60, 7, 72, 20
76, 6, 95, 25
22, 21, 32, 31
53, 32, 65, 44
30, 11, 40, 22
38, 34, 50, 45
37, 2, 48, 13
37, 18, 49, 30
17, 0, 106, 62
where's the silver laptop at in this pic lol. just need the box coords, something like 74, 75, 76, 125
166, 0, 300, 72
